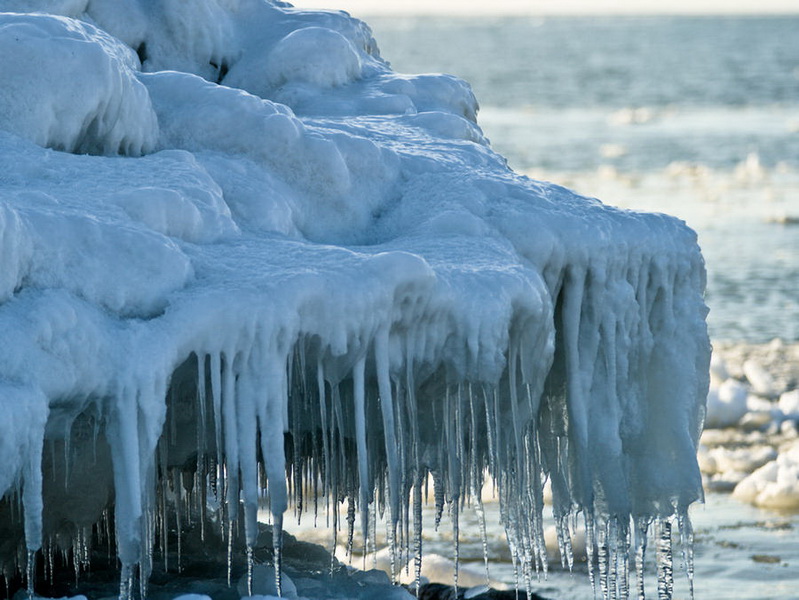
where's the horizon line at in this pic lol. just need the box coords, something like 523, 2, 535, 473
288, 1, 799, 17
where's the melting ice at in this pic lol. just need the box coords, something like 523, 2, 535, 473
0, 2, 710, 599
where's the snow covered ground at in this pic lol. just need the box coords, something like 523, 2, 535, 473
0, 2, 712, 599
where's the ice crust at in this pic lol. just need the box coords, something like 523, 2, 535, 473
0, 1, 710, 598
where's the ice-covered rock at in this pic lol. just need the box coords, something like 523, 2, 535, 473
0, 1, 711, 598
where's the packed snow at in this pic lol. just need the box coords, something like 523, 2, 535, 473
0, 2, 711, 599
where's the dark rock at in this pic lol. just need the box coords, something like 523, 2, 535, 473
414, 582, 553, 600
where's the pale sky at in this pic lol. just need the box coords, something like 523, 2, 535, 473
288, 0, 799, 16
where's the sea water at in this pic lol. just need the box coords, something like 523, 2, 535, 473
367, 15, 799, 344
290, 14, 799, 600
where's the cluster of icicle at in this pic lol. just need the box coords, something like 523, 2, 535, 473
11, 267, 708, 600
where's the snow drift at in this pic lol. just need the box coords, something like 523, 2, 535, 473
0, 1, 710, 599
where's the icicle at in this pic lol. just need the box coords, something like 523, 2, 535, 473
555, 514, 574, 571
226, 519, 234, 587
221, 353, 240, 526
476, 495, 490, 584
385, 514, 397, 584
677, 511, 695, 600
352, 356, 370, 549
26, 550, 35, 600
317, 358, 330, 528
482, 387, 497, 478
634, 518, 649, 600
45, 540, 53, 587
369, 501, 377, 570
413, 477, 423, 596
346, 496, 355, 560
119, 562, 134, 600
273, 512, 284, 598
196, 354, 208, 543
173, 470, 183, 573
585, 511, 597, 596
375, 330, 400, 532
618, 522, 631, 600
452, 499, 460, 591
656, 519, 673, 600
246, 545, 254, 597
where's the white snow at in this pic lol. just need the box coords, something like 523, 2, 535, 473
0, 1, 711, 598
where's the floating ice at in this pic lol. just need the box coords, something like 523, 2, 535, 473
705, 379, 748, 428
743, 359, 778, 398
778, 389, 799, 420
0, 2, 710, 599
733, 442, 799, 510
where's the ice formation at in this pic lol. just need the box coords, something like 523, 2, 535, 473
0, 1, 710, 599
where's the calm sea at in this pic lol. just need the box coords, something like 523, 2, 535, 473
365, 15, 799, 342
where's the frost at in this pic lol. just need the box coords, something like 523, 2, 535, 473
0, 2, 710, 599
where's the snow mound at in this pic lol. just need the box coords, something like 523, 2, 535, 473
0, 13, 157, 155
249, 26, 362, 91
0, 1, 711, 599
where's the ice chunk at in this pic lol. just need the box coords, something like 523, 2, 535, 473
705, 379, 748, 428
733, 442, 799, 509
778, 389, 799, 420
743, 358, 777, 397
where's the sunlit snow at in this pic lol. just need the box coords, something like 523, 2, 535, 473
0, 2, 710, 599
